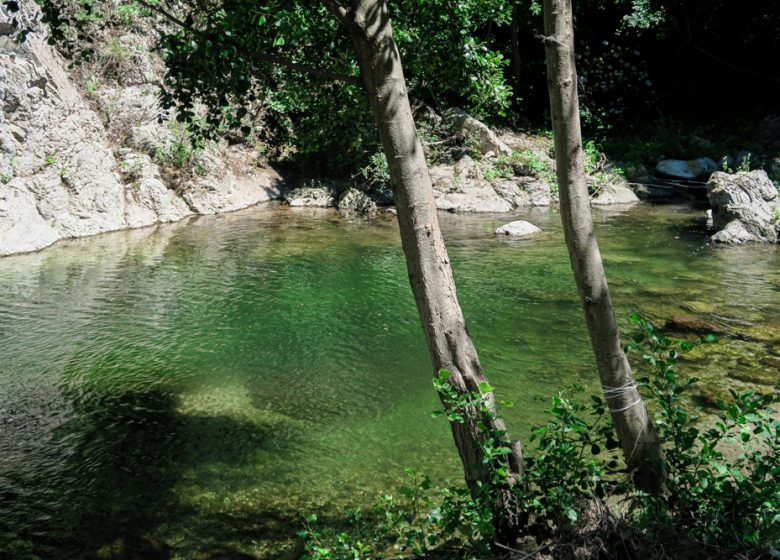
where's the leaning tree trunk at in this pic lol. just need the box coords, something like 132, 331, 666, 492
322, 0, 525, 544
542, 0, 665, 494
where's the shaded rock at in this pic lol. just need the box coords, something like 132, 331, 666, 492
591, 182, 640, 205
707, 170, 780, 244
690, 135, 714, 151
495, 220, 541, 237
338, 188, 377, 215
656, 157, 718, 180
285, 184, 338, 208
624, 163, 654, 184
411, 100, 441, 126
632, 184, 675, 200
445, 108, 511, 156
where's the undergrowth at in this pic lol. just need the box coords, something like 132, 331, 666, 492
299, 315, 779, 559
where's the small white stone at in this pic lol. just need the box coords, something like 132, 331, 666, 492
495, 220, 541, 237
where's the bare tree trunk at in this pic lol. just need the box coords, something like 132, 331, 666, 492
322, 0, 525, 544
541, 0, 665, 494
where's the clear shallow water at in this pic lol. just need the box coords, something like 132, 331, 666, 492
0, 202, 778, 558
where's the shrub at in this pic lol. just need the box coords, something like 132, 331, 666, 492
627, 314, 779, 549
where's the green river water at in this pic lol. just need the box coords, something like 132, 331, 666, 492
0, 202, 778, 558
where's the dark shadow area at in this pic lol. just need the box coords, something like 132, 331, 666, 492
0, 386, 311, 559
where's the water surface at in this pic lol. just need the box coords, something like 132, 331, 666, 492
1, 202, 778, 558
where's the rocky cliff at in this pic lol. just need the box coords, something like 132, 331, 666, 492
0, 4, 283, 257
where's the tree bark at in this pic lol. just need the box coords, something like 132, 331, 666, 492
323, 0, 525, 543
541, 0, 665, 494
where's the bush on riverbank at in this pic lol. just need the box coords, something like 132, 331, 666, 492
299, 316, 779, 559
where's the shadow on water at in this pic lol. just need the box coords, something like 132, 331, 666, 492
0, 386, 314, 560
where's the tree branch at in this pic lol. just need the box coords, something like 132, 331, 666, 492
136, 0, 360, 85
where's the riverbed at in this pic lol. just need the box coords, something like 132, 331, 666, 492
1, 202, 778, 558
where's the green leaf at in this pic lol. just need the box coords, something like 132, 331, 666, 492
478, 382, 494, 394
273, 36, 285, 47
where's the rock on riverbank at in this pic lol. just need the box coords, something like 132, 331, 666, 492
707, 170, 780, 244
0, 3, 283, 257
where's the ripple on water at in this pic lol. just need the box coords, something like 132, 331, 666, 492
0, 202, 778, 557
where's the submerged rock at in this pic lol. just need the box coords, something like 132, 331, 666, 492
495, 220, 541, 237
663, 315, 719, 335
707, 170, 780, 244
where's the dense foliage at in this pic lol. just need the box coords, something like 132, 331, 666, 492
32, 0, 780, 173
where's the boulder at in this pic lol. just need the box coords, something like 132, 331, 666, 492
495, 220, 541, 237
338, 188, 377, 215
656, 157, 718, 180
492, 178, 552, 207
445, 108, 511, 157
429, 155, 553, 213
284, 184, 338, 208
707, 170, 780, 244
430, 156, 512, 213
591, 182, 640, 205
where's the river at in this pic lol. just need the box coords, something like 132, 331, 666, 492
1, 202, 778, 558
